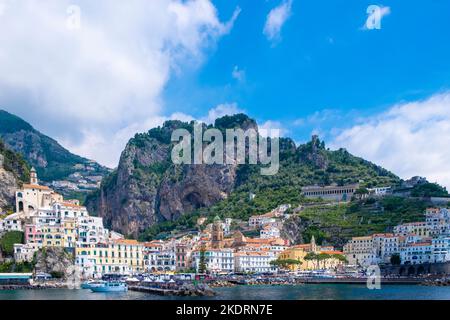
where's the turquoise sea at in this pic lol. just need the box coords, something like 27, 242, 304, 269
1, 284, 450, 300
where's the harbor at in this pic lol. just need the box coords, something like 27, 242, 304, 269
1, 283, 450, 300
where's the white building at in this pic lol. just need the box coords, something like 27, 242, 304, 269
432, 236, 450, 263
248, 212, 276, 228
372, 233, 399, 264
234, 251, 276, 273
343, 236, 376, 267
367, 187, 391, 196
400, 241, 433, 265
13, 243, 37, 263
0, 212, 24, 233
301, 184, 359, 202
15, 168, 63, 217
260, 224, 281, 239
192, 248, 235, 273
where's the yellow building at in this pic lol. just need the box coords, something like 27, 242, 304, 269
62, 218, 77, 248
42, 225, 65, 248
278, 245, 314, 271
278, 237, 344, 271
76, 239, 145, 276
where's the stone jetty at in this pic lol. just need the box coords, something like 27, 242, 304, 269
129, 283, 216, 297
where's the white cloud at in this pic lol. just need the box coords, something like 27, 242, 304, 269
201, 103, 244, 124
263, 0, 293, 43
331, 92, 450, 190
0, 0, 240, 167
232, 65, 245, 82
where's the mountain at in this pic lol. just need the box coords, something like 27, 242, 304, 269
86, 114, 401, 238
0, 139, 30, 213
0, 110, 110, 195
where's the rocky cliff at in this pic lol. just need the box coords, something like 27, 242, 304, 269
34, 247, 74, 279
0, 110, 109, 182
87, 113, 401, 239
0, 140, 29, 212
86, 115, 258, 237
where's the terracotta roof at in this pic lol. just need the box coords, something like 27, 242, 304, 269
372, 233, 396, 238
114, 239, 142, 245
22, 184, 51, 191
320, 250, 343, 255
409, 242, 432, 247
61, 202, 85, 209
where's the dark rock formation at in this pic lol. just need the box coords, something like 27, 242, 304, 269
0, 140, 29, 212
86, 114, 258, 237
281, 215, 308, 245
34, 247, 74, 279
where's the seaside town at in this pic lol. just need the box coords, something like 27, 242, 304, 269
1, 166, 450, 295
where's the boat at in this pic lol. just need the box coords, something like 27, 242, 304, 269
81, 280, 105, 290
90, 281, 128, 293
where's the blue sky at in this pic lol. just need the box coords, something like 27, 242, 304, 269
0, 0, 449, 188
164, 0, 450, 142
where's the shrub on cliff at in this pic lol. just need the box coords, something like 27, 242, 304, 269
0, 231, 24, 256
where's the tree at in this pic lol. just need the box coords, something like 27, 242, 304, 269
411, 183, 449, 198
317, 253, 332, 269
333, 254, 348, 264
390, 253, 401, 265
0, 231, 24, 256
270, 259, 302, 270
198, 247, 207, 274
304, 252, 319, 269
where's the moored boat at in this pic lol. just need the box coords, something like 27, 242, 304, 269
81, 280, 105, 290
90, 281, 128, 293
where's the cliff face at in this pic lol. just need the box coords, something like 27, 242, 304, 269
0, 140, 29, 212
0, 110, 109, 182
86, 115, 257, 237
34, 247, 74, 279
0, 158, 18, 212
86, 113, 401, 239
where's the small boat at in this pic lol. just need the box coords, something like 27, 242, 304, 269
90, 281, 128, 293
81, 280, 105, 290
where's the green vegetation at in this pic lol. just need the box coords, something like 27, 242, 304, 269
0, 231, 25, 256
138, 213, 200, 241
50, 271, 64, 279
95, 114, 434, 245
0, 110, 109, 182
0, 261, 34, 273
390, 253, 401, 265
411, 182, 449, 198
304, 252, 347, 269
0, 139, 30, 183
136, 131, 404, 241
297, 196, 429, 246
191, 137, 400, 223
198, 247, 207, 274
270, 258, 302, 269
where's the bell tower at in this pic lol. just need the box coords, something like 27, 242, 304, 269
211, 216, 224, 249
30, 167, 38, 184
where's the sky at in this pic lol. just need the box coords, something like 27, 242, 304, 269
0, 0, 449, 188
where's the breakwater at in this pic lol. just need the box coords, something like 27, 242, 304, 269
129, 284, 216, 297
